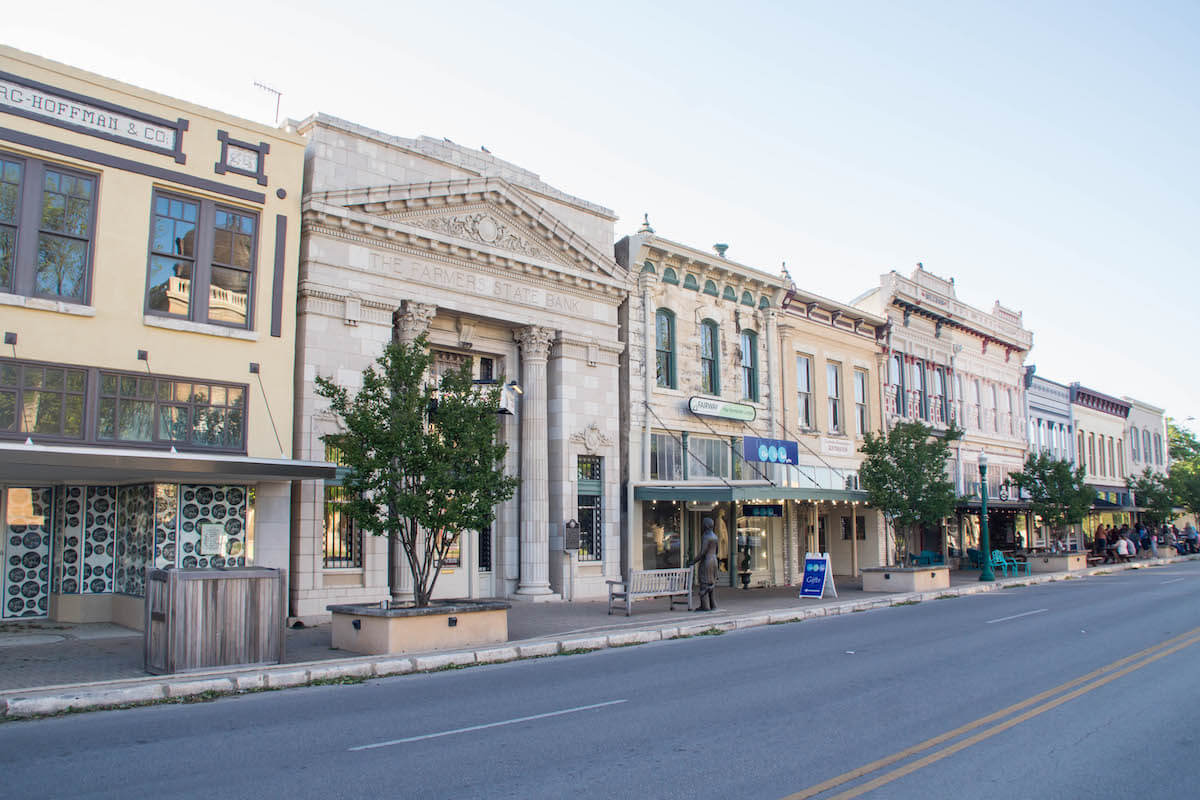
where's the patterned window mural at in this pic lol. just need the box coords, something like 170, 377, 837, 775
3, 487, 52, 618
176, 485, 249, 570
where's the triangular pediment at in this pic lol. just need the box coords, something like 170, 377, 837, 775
315, 177, 623, 282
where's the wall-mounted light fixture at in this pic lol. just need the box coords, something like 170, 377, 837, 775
249, 362, 260, 374
137, 350, 148, 361
3, 332, 15, 346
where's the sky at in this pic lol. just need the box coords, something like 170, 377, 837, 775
5, 1, 1199, 428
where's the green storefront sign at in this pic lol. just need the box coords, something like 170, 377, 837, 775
688, 396, 757, 422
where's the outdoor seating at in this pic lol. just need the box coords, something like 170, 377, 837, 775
966, 548, 984, 569
991, 549, 1030, 577
607, 568, 694, 616
912, 550, 944, 566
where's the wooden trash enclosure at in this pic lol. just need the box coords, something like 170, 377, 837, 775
145, 567, 286, 675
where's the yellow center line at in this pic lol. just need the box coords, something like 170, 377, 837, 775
782, 625, 1200, 800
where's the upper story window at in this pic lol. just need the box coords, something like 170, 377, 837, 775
97, 371, 245, 450
1130, 427, 1140, 462
1143, 430, 1152, 466
650, 432, 683, 480
654, 309, 676, 389
700, 320, 719, 395
827, 362, 842, 434
913, 360, 928, 420
688, 434, 730, 479
740, 330, 758, 402
1089, 433, 1097, 475
1078, 430, 1086, 470
796, 355, 812, 428
854, 368, 868, 437
0, 152, 98, 304
1117, 438, 1124, 477
1154, 433, 1163, 465
888, 353, 905, 416
932, 368, 947, 423
973, 380, 982, 430
1006, 389, 1015, 435
146, 190, 258, 329
989, 385, 999, 432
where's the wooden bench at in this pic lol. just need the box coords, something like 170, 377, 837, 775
607, 568, 694, 616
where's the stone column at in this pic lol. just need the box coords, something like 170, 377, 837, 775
850, 503, 860, 577
388, 300, 437, 603
515, 325, 556, 596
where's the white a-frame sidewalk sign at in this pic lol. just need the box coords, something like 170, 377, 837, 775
799, 552, 837, 599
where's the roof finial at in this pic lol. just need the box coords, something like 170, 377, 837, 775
638, 213, 655, 234
780, 260, 796, 290
713, 243, 728, 258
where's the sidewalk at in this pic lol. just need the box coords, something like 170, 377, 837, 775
1, 556, 1190, 719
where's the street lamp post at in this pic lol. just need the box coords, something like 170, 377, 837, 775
979, 452, 995, 582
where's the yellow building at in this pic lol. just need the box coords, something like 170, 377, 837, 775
0, 46, 330, 627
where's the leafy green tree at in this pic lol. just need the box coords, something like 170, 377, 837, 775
1168, 419, 1200, 463
859, 421, 962, 565
1010, 452, 1094, 543
1127, 468, 1174, 527
1167, 419, 1200, 522
315, 335, 518, 607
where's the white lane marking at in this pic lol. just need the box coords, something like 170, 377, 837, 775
986, 608, 1049, 624
349, 699, 628, 751
1160, 578, 1185, 585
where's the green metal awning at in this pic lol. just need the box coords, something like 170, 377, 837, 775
633, 484, 869, 503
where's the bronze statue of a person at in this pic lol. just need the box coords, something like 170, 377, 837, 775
689, 517, 719, 611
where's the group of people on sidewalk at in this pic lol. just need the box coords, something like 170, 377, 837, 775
1091, 522, 1200, 563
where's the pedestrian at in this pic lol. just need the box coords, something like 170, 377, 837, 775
689, 517, 719, 611
1115, 535, 1130, 563
1094, 527, 1108, 561
1150, 525, 1162, 558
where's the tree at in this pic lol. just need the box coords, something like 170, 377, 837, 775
1167, 419, 1200, 522
315, 335, 518, 607
1009, 452, 1094, 544
1127, 468, 1174, 527
859, 421, 962, 565
1168, 419, 1200, 463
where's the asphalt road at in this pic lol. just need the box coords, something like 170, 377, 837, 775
3, 562, 1200, 800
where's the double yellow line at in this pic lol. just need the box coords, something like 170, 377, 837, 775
783, 625, 1200, 800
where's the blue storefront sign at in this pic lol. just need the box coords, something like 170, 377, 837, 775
742, 436, 799, 465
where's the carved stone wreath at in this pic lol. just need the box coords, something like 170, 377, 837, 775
570, 423, 613, 454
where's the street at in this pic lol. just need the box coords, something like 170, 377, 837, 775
3, 562, 1199, 799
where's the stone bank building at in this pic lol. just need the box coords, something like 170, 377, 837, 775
291, 116, 627, 618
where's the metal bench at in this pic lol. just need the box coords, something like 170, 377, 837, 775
606, 568, 694, 616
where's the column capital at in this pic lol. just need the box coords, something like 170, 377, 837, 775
393, 301, 438, 343
515, 325, 555, 361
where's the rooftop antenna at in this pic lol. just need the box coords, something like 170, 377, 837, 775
253, 81, 282, 125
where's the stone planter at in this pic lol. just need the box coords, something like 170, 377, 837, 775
1026, 553, 1087, 573
327, 600, 510, 655
861, 566, 950, 593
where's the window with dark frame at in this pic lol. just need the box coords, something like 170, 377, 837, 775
889, 353, 905, 416
655, 309, 676, 389
797, 355, 812, 428
577, 455, 602, 562
0, 360, 86, 438
96, 371, 245, 450
854, 368, 868, 436
146, 189, 258, 329
323, 443, 363, 569
740, 330, 758, 401
0, 151, 97, 303
700, 320, 719, 395
827, 362, 842, 433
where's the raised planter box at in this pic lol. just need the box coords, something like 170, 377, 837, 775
328, 600, 510, 655
861, 566, 950, 593
1026, 553, 1087, 573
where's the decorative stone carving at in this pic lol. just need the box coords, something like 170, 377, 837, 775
570, 423, 613, 454
393, 300, 437, 343
456, 318, 476, 350
514, 326, 555, 361
408, 212, 554, 262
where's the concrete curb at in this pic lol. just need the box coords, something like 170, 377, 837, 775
3, 554, 1194, 719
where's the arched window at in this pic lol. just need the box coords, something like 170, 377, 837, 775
990, 386, 999, 432
1143, 430, 1152, 466
932, 368, 946, 423
741, 290, 755, 307
1006, 389, 1015, 434
1131, 427, 1140, 462
1078, 430, 1086, 470
1089, 433, 1098, 476
654, 309, 675, 389
1154, 433, 1163, 465
683, 273, 700, 291
1107, 437, 1115, 477
973, 380, 982, 430
1117, 438, 1124, 477
661, 267, 679, 285
1098, 434, 1107, 476
700, 320, 719, 394
740, 330, 758, 401
702, 280, 718, 297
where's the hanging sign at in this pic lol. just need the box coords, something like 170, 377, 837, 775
799, 552, 837, 599
741, 504, 783, 518
743, 436, 799, 465
688, 396, 756, 421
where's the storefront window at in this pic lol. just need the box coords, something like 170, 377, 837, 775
642, 501, 682, 569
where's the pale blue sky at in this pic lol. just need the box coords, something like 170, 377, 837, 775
6, 1, 1198, 427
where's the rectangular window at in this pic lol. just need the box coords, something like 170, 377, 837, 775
932, 368, 946, 424
1117, 439, 1124, 477
0, 359, 86, 438
1098, 433, 1107, 476
146, 190, 258, 329
577, 455, 603, 562
688, 435, 730, 479
1088, 433, 1096, 474
854, 369, 868, 436
740, 331, 758, 402
888, 354, 905, 416
1108, 437, 1116, 477
700, 321, 719, 395
323, 485, 363, 568
96, 371, 246, 450
827, 362, 842, 433
913, 360, 928, 420
650, 432, 683, 480
477, 525, 492, 572
796, 355, 812, 428
0, 152, 98, 302
655, 310, 675, 389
